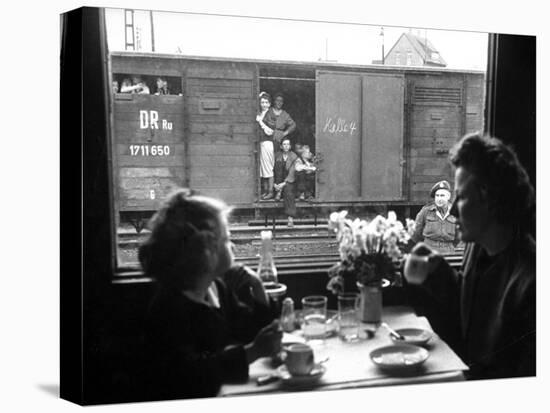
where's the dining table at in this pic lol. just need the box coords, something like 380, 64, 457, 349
220, 305, 468, 396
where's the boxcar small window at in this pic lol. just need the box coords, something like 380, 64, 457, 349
112, 74, 182, 95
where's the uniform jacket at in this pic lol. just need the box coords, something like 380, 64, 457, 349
406, 231, 536, 379
413, 203, 458, 246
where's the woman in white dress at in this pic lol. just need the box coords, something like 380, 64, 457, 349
256, 92, 276, 199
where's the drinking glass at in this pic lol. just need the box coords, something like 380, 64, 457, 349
301, 295, 328, 340
337, 293, 360, 342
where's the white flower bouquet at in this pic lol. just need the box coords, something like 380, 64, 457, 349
326, 211, 416, 294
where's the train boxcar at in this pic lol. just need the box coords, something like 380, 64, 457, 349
108, 52, 484, 224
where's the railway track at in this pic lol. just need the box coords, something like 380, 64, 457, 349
117, 223, 336, 247
116, 223, 463, 275
235, 251, 464, 275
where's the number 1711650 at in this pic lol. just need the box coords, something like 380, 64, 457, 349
129, 145, 171, 156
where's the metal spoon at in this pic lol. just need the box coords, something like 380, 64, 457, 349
317, 357, 330, 365
380, 322, 406, 341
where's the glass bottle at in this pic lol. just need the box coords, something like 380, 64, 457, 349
280, 297, 296, 332
257, 230, 278, 286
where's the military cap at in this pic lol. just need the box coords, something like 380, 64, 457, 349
430, 180, 452, 198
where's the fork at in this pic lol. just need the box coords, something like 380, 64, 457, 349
380, 322, 406, 341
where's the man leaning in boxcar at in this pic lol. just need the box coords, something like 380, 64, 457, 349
264, 93, 296, 148
404, 132, 536, 380
412, 180, 459, 254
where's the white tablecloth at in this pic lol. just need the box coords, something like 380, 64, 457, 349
220, 306, 468, 396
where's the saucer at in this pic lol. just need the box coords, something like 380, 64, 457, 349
277, 364, 326, 387
389, 328, 433, 346
370, 344, 429, 372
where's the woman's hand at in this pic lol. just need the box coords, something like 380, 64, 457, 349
245, 320, 282, 363
248, 274, 269, 306
403, 242, 446, 284
260, 123, 274, 135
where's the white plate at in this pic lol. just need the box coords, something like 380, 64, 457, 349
389, 328, 433, 346
277, 364, 326, 387
370, 344, 429, 372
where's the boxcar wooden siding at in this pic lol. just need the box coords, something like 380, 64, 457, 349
110, 53, 485, 211
185, 61, 256, 205
113, 92, 185, 211
186, 78, 254, 98
113, 97, 184, 143
407, 73, 482, 202
187, 133, 254, 145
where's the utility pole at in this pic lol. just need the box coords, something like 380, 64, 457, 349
150, 10, 155, 52
124, 9, 135, 51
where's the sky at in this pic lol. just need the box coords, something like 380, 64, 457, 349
105, 8, 488, 70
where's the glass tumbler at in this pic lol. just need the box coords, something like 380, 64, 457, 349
301, 295, 328, 340
337, 293, 360, 342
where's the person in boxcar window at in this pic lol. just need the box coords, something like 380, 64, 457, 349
295, 144, 317, 201
112, 80, 119, 94
256, 92, 276, 200
264, 92, 296, 148
120, 77, 132, 93
139, 189, 281, 400
404, 133, 535, 380
154, 77, 169, 95
274, 138, 298, 227
120, 75, 150, 94
412, 180, 458, 254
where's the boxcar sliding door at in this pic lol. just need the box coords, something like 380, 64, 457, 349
315, 72, 362, 201
316, 71, 405, 202
361, 73, 405, 200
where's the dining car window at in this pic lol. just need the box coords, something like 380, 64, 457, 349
105, 9, 489, 274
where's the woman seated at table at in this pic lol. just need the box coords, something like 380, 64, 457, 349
139, 189, 282, 400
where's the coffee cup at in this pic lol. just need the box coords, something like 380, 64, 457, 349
284, 343, 315, 376
403, 253, 433, 285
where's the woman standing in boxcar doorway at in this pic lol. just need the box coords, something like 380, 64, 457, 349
256, 92, 276, 200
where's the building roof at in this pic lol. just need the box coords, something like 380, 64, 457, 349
385, 32, 447, 67
406, 32, 447, 66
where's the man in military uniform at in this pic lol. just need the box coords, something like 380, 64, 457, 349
412, 180, 458, 254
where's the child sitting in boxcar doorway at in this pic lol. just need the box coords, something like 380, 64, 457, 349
295, 145, 317, 201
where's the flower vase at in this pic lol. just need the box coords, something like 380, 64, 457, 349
357, 282, 382, 323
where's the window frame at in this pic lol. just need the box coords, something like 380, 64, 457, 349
92, 27, 530, 284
